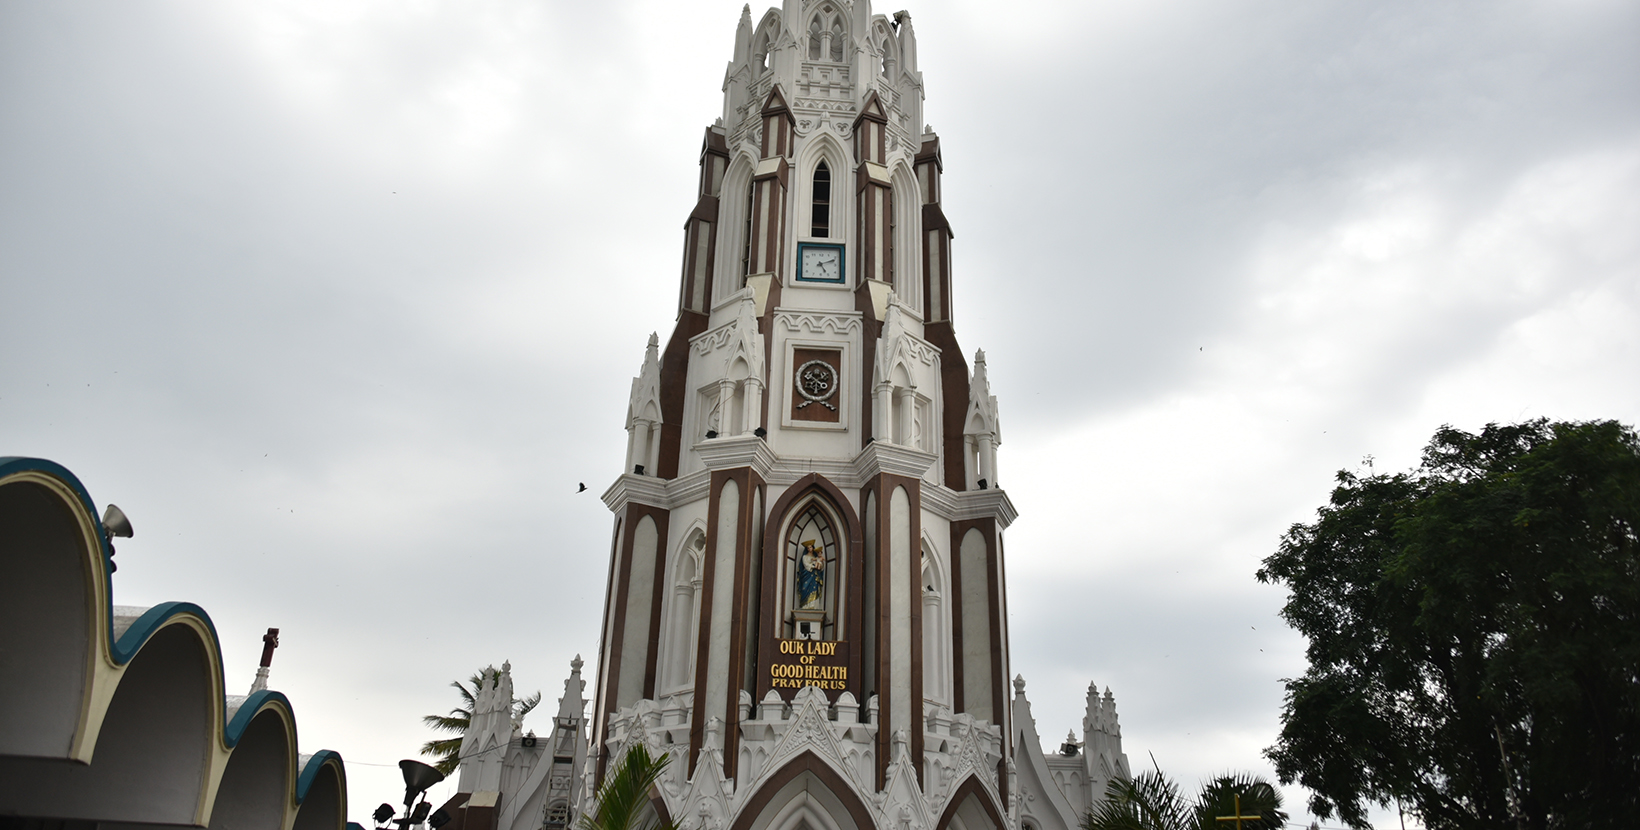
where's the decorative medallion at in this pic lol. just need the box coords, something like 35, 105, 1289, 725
795, 360, 838, 411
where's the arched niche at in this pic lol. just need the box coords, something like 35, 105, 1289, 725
210, 701, 294, 828
660, 523, 708, 694
0, 467, 102, 761
778, 496, 846, 641
759, 475, 864, 700
920, 535, 951, 707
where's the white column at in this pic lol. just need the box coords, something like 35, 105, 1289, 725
978, 432, 994, 486
896, 387, 916, 447
743, 379, 763, 435
630, 421, 651, 474
717, 379, 736, 435
876, 382, 893, 441
645, 419, 662, 474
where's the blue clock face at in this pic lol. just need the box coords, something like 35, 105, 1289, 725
798, 244, 845, 283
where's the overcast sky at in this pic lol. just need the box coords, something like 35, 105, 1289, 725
3, 1, 1637, 826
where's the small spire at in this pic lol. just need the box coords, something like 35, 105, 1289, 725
1013, 674, 1026, 694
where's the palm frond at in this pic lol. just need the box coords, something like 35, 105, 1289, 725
423, 713, 471, 733
579, 745, 677, 830
1085, 771, 1192, 830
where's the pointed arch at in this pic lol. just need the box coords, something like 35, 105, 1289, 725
759, 474, 864, 696
660, 520, 708, 694
728, 751, 875, 830
890, 162, 922, 310
808, 16, 823, 60
796, 133, 851, 243
934, 775, 1006, 830
920, 531, 952, 706
714, 151, 760, 304
878, 29, 899, 80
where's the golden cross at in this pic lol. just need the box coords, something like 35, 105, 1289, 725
1215, 794, 1263, 830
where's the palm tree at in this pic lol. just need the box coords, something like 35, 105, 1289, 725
1193, 773, 1286, 830
1083, 766, 1287, 830
420, 668, 542, 776
578, 744, 678, 830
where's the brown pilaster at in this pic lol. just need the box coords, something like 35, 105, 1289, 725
863, 472, 924, 788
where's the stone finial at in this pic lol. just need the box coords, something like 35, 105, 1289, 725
571, 653, 584, 672
1013, 674, 1026, 695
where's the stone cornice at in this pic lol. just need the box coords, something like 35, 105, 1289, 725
601, 446, 1016, 530
949, 486, 1019, 529
694, 434, 778, 480
600, 473, 670, 515
851, 442, 936, 482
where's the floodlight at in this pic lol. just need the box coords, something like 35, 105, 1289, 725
373, 803, 396, 824
409, 802, 432, 824
102, 504, 133, 538
399, 759, 445, 804
429, 809, 452, 829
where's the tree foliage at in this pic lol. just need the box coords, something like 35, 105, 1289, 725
579, 744, 677, 830
1083, 768, 1285, 830
419, 668, 542, 775
1258, 419, 1640, 829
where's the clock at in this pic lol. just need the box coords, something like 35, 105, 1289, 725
797, 243, 845, 284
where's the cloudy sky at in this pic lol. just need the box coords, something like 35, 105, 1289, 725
3, 0, 1636, 825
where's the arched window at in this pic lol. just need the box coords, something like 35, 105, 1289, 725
829, 19, 845, 61
753, 31, 770, 75
881, 38, 896, 79
784, 500, 840, 640
809, 18, 822, 60
811, 161, 831, 238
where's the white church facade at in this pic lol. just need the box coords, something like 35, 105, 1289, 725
441, 3, 1132, 829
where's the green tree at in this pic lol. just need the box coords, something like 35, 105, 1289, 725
1257, 419, 1640, 830
420, 668, 542, 775
1083, 767, 1285, 830
579, 744, 677, 830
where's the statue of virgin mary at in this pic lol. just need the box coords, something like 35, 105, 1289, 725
796, 539, 825, 610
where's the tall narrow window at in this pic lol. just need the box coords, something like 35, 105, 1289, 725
830, 20, 845, 61
741, 181, 755, 282
809, 18, 822, 60
811, 162, 831, 238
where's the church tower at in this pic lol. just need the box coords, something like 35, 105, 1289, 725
591, 5, 1030, 830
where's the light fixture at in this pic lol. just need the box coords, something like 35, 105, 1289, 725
397, 759, 445, 825
429, 809, 452, 829
373, 803, 396, 825
754, 427, 767, 438
976, 478, 988, 490
102, 504, 134, 539
101, 504, 133, 571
